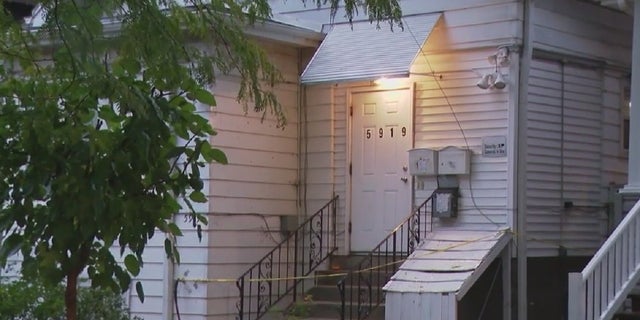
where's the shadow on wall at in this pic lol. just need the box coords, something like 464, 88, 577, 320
527, 256, 590, 320
458, 259, 503, 320
457, 256, 590, 320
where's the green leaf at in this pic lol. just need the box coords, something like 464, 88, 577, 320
173, 245, 181, 264
196, 213, 208, 225
120, 58, 141, 76
168, 222, 183, 236
167, 146, 186, 159
164, 238, 173, 259
196, 224, 202, 241
136, 281, 145, 303
98, 105, 120, 124
201, 141, 228, 164
189, 191, 207, 203
192, 88, 216, 106
0, 234, 22, 263
124, 254, 140, 277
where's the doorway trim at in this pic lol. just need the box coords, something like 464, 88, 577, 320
345, 81, 416, 254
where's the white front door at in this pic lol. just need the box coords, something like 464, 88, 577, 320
350, 89, 413, 252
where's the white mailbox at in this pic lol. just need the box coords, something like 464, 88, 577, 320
408, 148, 437, 176
438, 146, 471, 175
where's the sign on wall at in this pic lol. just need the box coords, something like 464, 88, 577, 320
482, 136, 507, 157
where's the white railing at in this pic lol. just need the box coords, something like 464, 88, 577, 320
568, 199, 640, 320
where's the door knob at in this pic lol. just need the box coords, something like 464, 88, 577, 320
401, 177, 408, 183
402, 166, 408, 172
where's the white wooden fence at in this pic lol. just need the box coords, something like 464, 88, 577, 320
568, 199, 640, 320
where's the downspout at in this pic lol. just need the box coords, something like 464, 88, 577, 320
559, 61, 565, 250
163, 231, 176, 320
298, 48, 309, 220
516, 0, 534, 319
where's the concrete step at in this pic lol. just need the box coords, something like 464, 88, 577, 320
261, 255, 390, 319
329, 255, 370, 270
301, 301, 385, 320
307, 284, 384, 304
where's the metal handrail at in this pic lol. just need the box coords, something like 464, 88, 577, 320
338, 195, 434, 319
568, 198, 640, 320
236, 195, 339, 320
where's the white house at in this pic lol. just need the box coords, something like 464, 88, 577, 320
267, 0, 634, 319
3, 0, 640, 319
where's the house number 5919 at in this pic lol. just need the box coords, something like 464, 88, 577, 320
365, 127, 407, 139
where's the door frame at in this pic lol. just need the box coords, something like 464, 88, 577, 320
345, 81, 416, 254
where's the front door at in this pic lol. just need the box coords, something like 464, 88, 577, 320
350, 89, 413, 252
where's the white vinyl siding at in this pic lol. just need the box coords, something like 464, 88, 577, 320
271, 0, 522, 49
299, 1, 521, 250
601, 70, 628, 185
302, 85, 335, 211
412, 47, 511, 231
525, 0, 632, 257
385, 292, 457, 319
531, 0, 632, 67
201, 41, 302, 320
525, 58, 629, 257
332, 87, 349, 252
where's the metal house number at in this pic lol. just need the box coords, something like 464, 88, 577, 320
365, 127, 407, 139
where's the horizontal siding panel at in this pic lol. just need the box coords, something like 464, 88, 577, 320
211, 165, 296, 184
532, 0, 632, 65
210, 182, 296, 200
212, 198, 296, 215
212, 113, 298, 137
219, 148, 296, 169
526, 58, 615, 257
412, 47, 510, 233
213, 131, 297, 153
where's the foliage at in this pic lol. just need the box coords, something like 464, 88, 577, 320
0, 0, 402, 319
0, 278, 140, 320
286, 294, 314, 319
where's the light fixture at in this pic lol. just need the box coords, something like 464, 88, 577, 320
373, 74, 409, 87
374, 77, 388, 85
476, 71, 507, 90
477, 45, 511, 90
493, 72, 507, 89
476, 73, 494, 89
488, 46, 511, 67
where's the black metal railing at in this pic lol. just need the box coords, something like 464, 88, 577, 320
338, 195, 434, 319
236, 195, 339, 320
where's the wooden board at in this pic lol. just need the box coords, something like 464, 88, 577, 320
400, 259, 481, 272
391, 270, 474, 282
384, 280, 465, 293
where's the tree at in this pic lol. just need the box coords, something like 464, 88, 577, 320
0, 1, 401, 319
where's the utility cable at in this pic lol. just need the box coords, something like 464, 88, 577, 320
402, 17, 503, 228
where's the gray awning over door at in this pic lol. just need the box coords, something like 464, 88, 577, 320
300, 13, 442, 84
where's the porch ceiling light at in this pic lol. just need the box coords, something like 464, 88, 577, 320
373, 74, 409, 86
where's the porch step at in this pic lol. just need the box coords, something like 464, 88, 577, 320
293, 255, 389, 319
614, 312, 640, 320
295, 300, 385, 320
327, 254, 371, 271
614, 293, 640, 319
